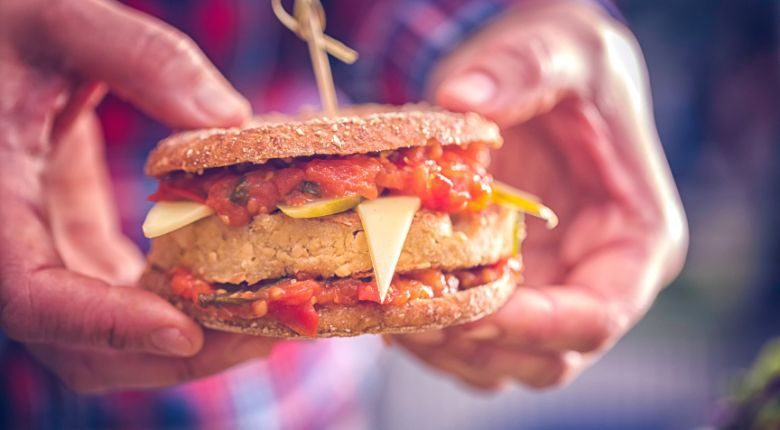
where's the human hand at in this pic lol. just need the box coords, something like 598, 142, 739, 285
398, 0, 688, 390
0, 0, 274, 393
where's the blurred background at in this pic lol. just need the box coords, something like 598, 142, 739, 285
91, 0, 778, 429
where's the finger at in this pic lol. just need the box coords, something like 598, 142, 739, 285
432, 5, 592, 127
542, 91, 688, 284
28, 331, 276, 394
50, 81, 107, 143
37, 0, 249, 128
441, 339, 582, 389
399, 337, 580, 391
397, 339, 507, 391
468, 346, 582, 389
46, 112, 144, 285
1, 263, 205, 357
455, 286, 624, 353
458, 226, 663, 353
398, 329, 447, 347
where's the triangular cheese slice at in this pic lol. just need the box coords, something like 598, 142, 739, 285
356, 196, 421, 303
143, 201, 214, 238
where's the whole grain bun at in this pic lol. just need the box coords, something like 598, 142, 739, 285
145, 104, 502, 176
140, 266, 518, 338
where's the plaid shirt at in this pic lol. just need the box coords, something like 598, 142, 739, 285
0, 1, 617, 428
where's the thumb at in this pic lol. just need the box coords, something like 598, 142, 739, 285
431, 7, 590, 127
3, 267, 205, 357
0, 189, 203, 357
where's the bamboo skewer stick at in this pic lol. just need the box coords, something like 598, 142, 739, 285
272, 0, 358, 116
271, 0, 357, 63
301, 0, 337, 116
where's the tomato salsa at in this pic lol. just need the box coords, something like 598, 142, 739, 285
151, 143, 494, 226
170, 259, 519, 337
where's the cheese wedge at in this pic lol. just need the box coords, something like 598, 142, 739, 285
356, 196, 421, 303
143, 201, 214, 238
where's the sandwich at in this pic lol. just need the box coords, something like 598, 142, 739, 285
139, 105, 556, 338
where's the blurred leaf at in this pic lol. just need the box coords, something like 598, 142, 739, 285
737, 339, 780, 401
719, 339, 780, 429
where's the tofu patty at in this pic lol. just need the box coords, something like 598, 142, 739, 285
148, 204, 520, 284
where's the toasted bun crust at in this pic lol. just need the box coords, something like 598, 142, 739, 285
140, 266, 518, 338
145, 104, 502, 176
148, 206, 521, 285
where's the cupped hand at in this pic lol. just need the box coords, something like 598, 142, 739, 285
398, 0, 688, 390
0, 0, 273, 393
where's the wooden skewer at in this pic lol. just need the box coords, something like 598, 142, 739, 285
272, 0, 354, 116
271, 0, 358, 64
299, 0, 338, 116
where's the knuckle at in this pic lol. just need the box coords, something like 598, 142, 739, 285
504, 37, 547, 87
132, 25, 205, 85
580, 318, 618, 353
520, 316, 552, 348
83, 287, 131, 351
526, 356, 569, 390
558, 4, 611, 57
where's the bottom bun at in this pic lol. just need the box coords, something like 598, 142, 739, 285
141, 267, 519, 338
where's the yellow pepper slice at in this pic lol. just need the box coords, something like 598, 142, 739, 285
492, 181, 558, 229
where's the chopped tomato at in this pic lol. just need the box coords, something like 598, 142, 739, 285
206, 176, 250, 226
242, 169, 281, 215
170, 267, 214, 302
151, 143, 495, 226
318, 279, 360, 305
356, 283, 381, 303
273, 168, 306, 197
269, 302, 319, 337
168, 259, 521, 336
270, 280, 320, 306
304, 157, 382, 199
375, 162, 406, 189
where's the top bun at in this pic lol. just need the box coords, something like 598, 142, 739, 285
145, 104, 502, 176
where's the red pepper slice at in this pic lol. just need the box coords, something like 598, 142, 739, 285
149, 183, 207, 204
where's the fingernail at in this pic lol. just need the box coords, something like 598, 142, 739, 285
194, 79, 250, 123
462, 324, 500, 341
440, 71, 497, 107
403, 330, 446, 345
150, 327, 195, 356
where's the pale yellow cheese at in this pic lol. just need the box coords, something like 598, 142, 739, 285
142, 201, 214, 239
356, 196, 421, 303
